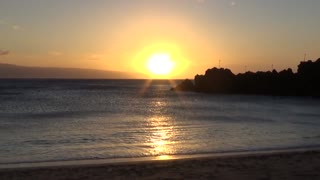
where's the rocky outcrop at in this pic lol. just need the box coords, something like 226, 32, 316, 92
173, 59, 320, 96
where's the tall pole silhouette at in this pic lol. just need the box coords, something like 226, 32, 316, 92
304, 53, 307, 62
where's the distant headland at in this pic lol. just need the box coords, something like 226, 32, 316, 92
0, 63, 145, 79
173, 58, 320, 96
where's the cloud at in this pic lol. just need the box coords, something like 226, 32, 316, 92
12, 25, 22, 31
0, 19, 23, 30
0, 19, 5, 25
0, 50, 9, 56
196, 0, 206, 3
48, 51, 63, 56
228, 1, 237, 7
89, 54, 105, 61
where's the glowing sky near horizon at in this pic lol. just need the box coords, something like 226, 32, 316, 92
0, 0, 320, 78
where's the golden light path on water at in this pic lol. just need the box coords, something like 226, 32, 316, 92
145, 93, 178, 160
138, 78, 189, 160
146, 115, 176, 159
139, 79, 179, 95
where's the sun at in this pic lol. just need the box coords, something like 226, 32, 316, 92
147, 53, 175, 76
133, 43, 189, 78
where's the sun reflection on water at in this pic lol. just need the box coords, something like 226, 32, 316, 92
146, 115, 176, 159
156, 155, 175, 160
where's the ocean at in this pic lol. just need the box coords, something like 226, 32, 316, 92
0, 79, 320, 165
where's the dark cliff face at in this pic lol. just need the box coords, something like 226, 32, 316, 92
233, 69, 296, 95
174, 59, 320, 96
296, 59, 320, 95
172, 79, 194, 91
194, 68, 235, 93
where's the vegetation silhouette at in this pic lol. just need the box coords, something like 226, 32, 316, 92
173, 58, 320, 96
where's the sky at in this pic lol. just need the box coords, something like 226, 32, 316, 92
0, 0, 320, 78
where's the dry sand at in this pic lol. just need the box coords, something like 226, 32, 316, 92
1, 150, 320, 180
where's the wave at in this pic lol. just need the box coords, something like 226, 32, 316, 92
1, 145, 320, 166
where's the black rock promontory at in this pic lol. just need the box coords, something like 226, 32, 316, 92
173, 58, 320, 96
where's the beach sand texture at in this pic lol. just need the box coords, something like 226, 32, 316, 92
0, 150, 320, 180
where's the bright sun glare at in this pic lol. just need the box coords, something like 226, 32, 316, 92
147, 53, 175, 76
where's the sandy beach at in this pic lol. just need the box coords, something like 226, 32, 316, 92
0, 150, 320, 180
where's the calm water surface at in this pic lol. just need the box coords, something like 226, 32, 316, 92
0, 79, 320, 164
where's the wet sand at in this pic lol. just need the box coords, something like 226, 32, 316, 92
1, 150, 320, 180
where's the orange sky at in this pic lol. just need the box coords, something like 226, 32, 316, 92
1, 0, 320, 78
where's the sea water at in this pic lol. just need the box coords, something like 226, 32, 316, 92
0, 79, 320, 165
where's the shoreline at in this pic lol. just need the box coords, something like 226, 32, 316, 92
1, 146, 320, 169
1, 148, 320, 180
